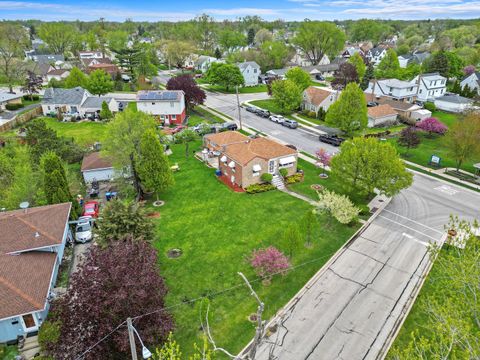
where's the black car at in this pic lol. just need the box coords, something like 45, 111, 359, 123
315, 74, 325, 81
245, 106, 257, 113
218, 122, 238, 132
318, 134, 345, 146
255, 109, 271, 118
367, 101, 378, 107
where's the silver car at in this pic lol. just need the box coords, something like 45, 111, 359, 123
75, 220, 93, 243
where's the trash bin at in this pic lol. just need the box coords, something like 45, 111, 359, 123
215, 170, 222, 177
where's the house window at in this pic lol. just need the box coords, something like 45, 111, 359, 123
254, 69, 257, 73
160, 115, 165, 120
170, 102, 174, 107
171, 114, 176, 120
152, 102, 156, 105
47, 106, 51, 110
419, 89, 423, 94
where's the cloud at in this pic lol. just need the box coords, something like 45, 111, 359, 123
201, 7, 281, 16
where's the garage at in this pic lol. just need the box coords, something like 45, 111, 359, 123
81, 152, 114, 183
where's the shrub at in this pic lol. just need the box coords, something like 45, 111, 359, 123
23, 94, 39, 101
260, 173, 273, 183
245, 183, 275, 194
279, 168, 288, 178
424, 102, 436, 112
5, 103, 23, 110
416, 117, 447, 136
317, 107, 326, 121
285, 173, 303, 184
318, 189, 360, 224
251, 246, 290, 279
357, 204, 371, 216
307, 111, 316, 118
38, 320, 61, 353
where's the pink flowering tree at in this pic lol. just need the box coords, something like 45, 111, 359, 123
251, 246, 290, 280
416, 117, 448, 137
315, 148, 333, 178
463, 65, 476, 76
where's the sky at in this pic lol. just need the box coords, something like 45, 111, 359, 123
0, 0, 480, 22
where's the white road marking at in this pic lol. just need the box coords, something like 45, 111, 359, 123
402, 232, 430, 246
378, 215, 443, 243
434, 184, 459, 196
382, 209, 444, 235
270, 130, 282, 135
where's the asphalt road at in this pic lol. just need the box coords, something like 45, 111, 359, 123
204, 91, 340, 155
253, 174, 480, 360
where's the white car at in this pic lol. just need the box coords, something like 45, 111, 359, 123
75, 218, 93, 243
269, 115, 285, 124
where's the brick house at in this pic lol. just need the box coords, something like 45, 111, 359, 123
136, 90, 186, 125
204, 131, 298, 188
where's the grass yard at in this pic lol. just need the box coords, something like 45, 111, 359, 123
289, 159, 371, 207
43, 117, 108, 146
207, 84, 268, 94
249, 99, 288, 115
149, 142, 359, 356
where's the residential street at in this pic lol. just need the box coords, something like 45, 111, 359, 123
253, 174, 480, 360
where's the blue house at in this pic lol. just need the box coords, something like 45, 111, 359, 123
0, 203, 71, 344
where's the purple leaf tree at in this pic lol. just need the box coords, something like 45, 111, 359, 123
416, 117, 448, 137
463, 65, 476, 76
166, 74, 206, 110
251, 246, 290, 280
315, 148, 333, 178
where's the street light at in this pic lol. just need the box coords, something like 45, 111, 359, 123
127, 318, 152, 360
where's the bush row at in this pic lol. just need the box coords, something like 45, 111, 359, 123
245, 183, 276, 194
285, 173, 303, 184
23, 94, 40, 101
5, 103, 24, 110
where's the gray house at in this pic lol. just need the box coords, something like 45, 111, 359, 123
237, 61, 261, 86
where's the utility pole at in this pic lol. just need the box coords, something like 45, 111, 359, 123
127, 317, 138, 360
235, 85, 243, 130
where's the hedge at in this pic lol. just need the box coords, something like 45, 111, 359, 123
245, 183, 276, 194
5, 103, 24, 110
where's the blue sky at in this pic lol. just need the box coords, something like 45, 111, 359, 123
0, 0, 479, 21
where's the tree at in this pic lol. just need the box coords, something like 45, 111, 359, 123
444, 51, 464, 79
285, 67, 311, 91
96, 200, 155, 245
446, 113, 480, 172
250, 246, 290, 280
332, 63, 359, 89
175, 129, 197, 158
205, 63, 244, 91
284, 224, 301, 258
397, 127, 421, 155
349, 19, 392, 43
258, 41, 292, 71
64, 67, 88, 89
361, 63, 374, 90
43, 239, 174, 360
22, 71, 43, 100
348, 52, 366, 80
38, 23, 77, 55
136, 129, 174, 200
247, 28, 255, 45
214, 47, 222, 59
325, 82, 367, 135
166, 74, 206, 110
376, 49, 400, 79
416, 117, 448, 137
293, 21, 346, 65
315, 148, 332, 177
87, 69, 113, 96
254, 28, 273, 46
271, 79, 302, 114
103, 107, 157, 197
0, 23, 29, 93
330, 137, 413, 197
160, 40, 195, 69
99, 101, 112, 120
317, 189, 360, 224
302, 210, 316, 248
218, 30, 246, 53
423, 51, 449, 78
463, 65, 476, 76
194, 14, 217, 52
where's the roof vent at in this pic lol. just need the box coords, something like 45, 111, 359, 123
35, 232, 40, 238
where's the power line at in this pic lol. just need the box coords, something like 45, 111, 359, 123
73, 248, 340, 359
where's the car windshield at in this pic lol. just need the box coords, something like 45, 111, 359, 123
76, 223, 91, 232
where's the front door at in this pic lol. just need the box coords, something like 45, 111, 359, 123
21, 313, 38, 332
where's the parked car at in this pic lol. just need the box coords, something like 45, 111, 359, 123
192, 123, 216, 134
315, 74, 325, 81
75, 220, 93, 243
83, 200, 100, 218
245, 106, 257, 113
171, 125, 185, 134
367, 101, 378, 107
255, 109, 271, 118
318, 134, 345, 146
218, 122, 238, 132
282, 119, 298, 129
269, 115, 285, 124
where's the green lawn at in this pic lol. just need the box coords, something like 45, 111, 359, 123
289, 159, 371, 207
43, 117, 109, 146
249, 99, 288, 115
149, 142, 359, 356
206, 84, 268, 94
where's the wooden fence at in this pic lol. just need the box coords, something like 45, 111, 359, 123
0, 105, 42, 132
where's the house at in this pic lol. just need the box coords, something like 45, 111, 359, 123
399, 51, 431, 68
81, 57, 112, 68
367, 104, 398, 127
411, 73, 447, 102
365, 94, 426, 120
25, 51, 64, 65
79, 51, 104, 59
366, 79, 418, 102
304, 63, 341, 78
460, 72, 480, 95
46, 68, 70, 82
302, 86, 338, 115
398, 54, 413, 69
195, 56, 222, 73
0, 92, 23, 112
0, 203, 71, 344
183, 54, 200, 69
81, 152, 115, 183
88, 63, 120, 78
434, 94, 474, 113
204, 131, 298, 188
366, 47, 387, 66
237, 61, 261, 87
265, 68, 289, 80
136, 90, 186, 125
341, 46, 364, 59
42, 87, 118, 117
289, 51, 329, 67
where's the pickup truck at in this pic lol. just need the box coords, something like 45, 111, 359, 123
318, 134, 345, 146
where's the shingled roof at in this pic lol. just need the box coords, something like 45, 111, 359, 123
367, 104, 397, 119
304, 86, 336, 106
81, 152, 113, 171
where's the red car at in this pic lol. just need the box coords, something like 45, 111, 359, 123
171, 125, 185, 134
83, 201, 100, 218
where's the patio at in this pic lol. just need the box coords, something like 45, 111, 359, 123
195, 148, 220, 169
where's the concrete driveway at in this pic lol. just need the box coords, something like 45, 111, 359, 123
253, 173, 480, 360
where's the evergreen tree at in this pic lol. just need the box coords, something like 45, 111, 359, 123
348, 52, 366, 80
361, 63, 374, 90
136, 129, 174, 201
424, 51, 449, 78
214, 47, 222, 59
247, 28, 255, 45
99, 101, 112, 119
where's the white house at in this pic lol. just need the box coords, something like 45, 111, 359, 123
367, 47, 387, 66
266, 68, 288, 80
183, 54, 200, 69
79, 51, 104, 59
302, 86, 338, 115
237, 61, 261, 86
81, 152, 115, 183
42, 87, 118, 117
398, 54, 413, 69
367, 104, 398, 127
46, 68, 70, 82
0, 92, 23, 112
195, 56, 223, 73
411, 73, 447, 102
460, 72, 480, 95
136, 90, 186, 125
434, 94, 474, 113
366, 79, 418, 102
